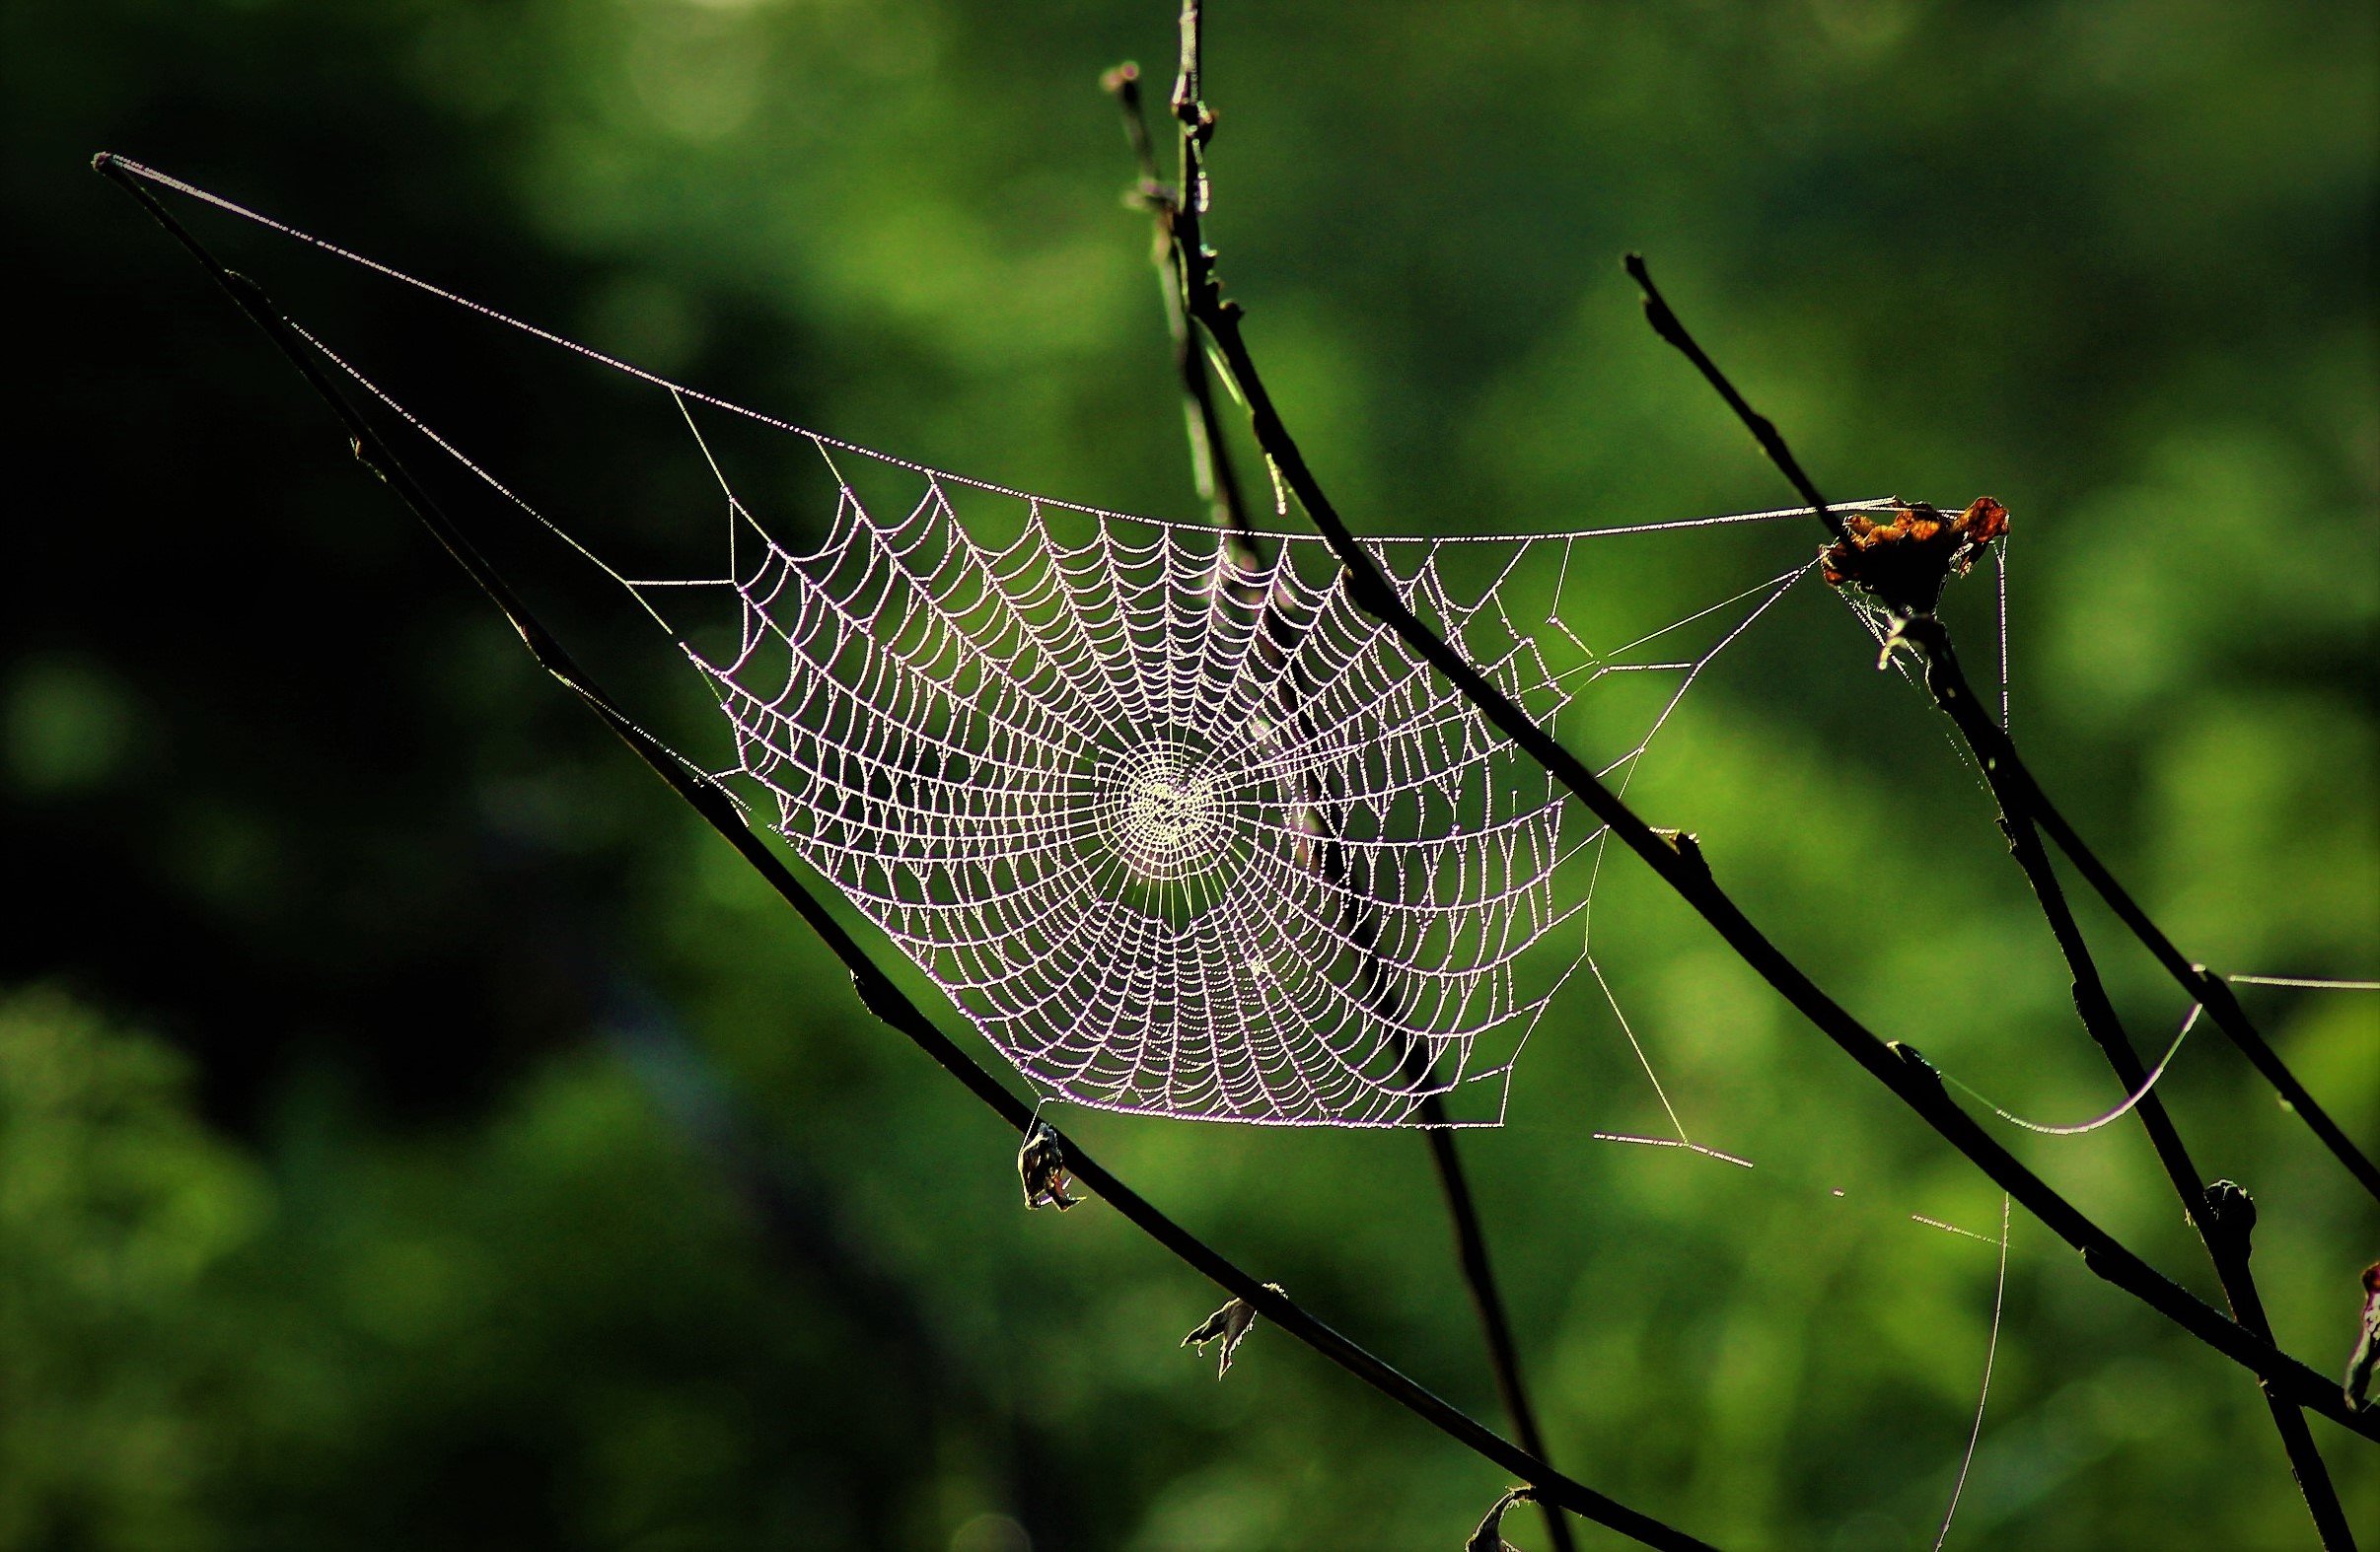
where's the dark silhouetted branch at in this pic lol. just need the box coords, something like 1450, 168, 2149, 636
1102, 60, 1257, 560
1619, 259, 2357, 1535
97, 150, 1714, 1552
1906, 630, 2353, 1548
1149, 24, 2379, 1440
1622, 253, 1844, 545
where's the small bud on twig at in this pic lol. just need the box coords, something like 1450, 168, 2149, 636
2200, 1179, 2257, 1244
1654, 828, 1708, 878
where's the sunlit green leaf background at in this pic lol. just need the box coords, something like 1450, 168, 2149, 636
7, 1, 2374, 1546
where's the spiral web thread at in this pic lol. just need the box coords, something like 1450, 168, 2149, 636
105, 158, 1894, 1128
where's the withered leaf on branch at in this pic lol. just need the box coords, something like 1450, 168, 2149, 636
1017, 1121, 1081, 1211
1819, 496, 2008, 616
1183, 1283, 1280, 1377
2346, 1261, 2380, 1409
1465, 1486, 1538, 1552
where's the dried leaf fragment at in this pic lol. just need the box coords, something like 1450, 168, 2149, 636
1465, 1486, 1538, 1552
1017, 1121, 1081, 1211
2346, 1260, 2380, 1409
1183, 1283, 1279, 1377
1820, 496, 2009, 615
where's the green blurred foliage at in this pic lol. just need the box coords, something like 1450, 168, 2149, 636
5, 0, 2375, 1547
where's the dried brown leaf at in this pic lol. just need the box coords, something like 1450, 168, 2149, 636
1182, 1283, 1278, 1377
1017, 1121, 1081, 1212
1465, 1486, 1538, 1552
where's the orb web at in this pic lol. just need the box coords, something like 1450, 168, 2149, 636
105, 158, 1897, 1128
698, 468, 1584, 1126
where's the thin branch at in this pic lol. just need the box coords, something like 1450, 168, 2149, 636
1622, 254, 1844, 545
1149, 45, 2380, 1436
96, 151, 1715, 1552
1102, 61, 1258, 559
1998, 693, 2379, 1202
1419, 1123, 1582, 1552
1622, 258, 2356, 1536
1907, 634, 2354, 1547
1623, 253, 2380, 1207
1112, 55, 1576, 1551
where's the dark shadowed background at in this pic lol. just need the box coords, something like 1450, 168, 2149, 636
4, 1, 2375, 1547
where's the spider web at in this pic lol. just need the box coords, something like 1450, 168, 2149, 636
625, 419, 1876, 1127
116, 158, 1907, 1129
664, 443, 1838, 1127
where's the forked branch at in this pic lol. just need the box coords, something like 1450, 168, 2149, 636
1154, 12, 2379, 1445
1623, 253, 2380, 1207
1622, 249, 2360, 1539
1905, 632, 2352, 1546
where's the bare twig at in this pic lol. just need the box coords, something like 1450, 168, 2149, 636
1623, 253, 2380, 1207
1417, 1125, 1578, 1552
96, 151, 1715, 1552
1620, 258, 2355, 1538
1908, 630, 2354, 1547
1623, 254, 1843, 545
1113, 50, 1577, 1552
1907, 618, 2353, 1543
1147, 27, 2380, 1438
1102, 61, 1257, 558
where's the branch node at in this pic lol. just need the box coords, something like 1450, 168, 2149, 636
2200, 1179, 2258, 1252
1654, 828, 1709, 878
1887, 1040, 1955, 1105
1622, 252, 1689, 350
849, 969, 902, 1025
